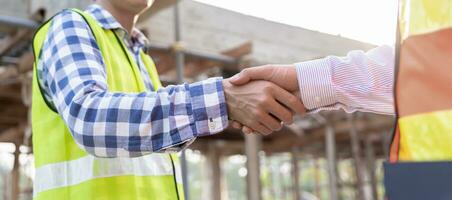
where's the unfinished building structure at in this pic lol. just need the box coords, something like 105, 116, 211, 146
0, 0, 393, 200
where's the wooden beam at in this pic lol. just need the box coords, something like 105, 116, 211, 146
149, 41, 252, 78
262, 116, 393, 153
0, 127, 21, 143
17, 52, 34, 73
138, 0, 177, 22
0, 104, 27, 117
221, 42, 252, 58
0, 91, 22, 102
0, 66, 19, 80
0, 29, 32, 56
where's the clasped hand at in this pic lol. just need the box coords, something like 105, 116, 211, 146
223, 64, 304, 135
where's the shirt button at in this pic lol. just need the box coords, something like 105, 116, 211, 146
209, 121, 217, 130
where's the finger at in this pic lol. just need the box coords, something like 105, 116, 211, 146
229, 66, 274, 85
293, 91, 301, 99
249, 122, 272, 135
231, 120, 243, 129
242, 126, 253, 134
266, 99, 294, 124
256, 110, 283, 131
271, 86, 306, 115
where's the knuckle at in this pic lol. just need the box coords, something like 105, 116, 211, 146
241, 68, 250, 75
257, 110, 267, 118
264, 129, 272, 135
272, 123, 282, 131
251, 109, 262, 118
285, 111, 294, 119
280, 112, 293, 123
256, 100, 266, 107
250, 122, 260, 129
288, 96, 299, 105
263, 85, 273, 94
262, 98, 272, 106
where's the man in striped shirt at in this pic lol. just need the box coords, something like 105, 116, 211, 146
230, 45, 395, 133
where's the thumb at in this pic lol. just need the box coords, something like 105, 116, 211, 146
229, 66, 272, 85
229, 71, 251, 85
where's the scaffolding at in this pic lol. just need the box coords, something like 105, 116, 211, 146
0, 1, 394, 200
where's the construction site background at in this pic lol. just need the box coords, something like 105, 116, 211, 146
0, 1, 394, 200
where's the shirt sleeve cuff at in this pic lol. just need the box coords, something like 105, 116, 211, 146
188, 77, 229, 136
295, 58, 337, 110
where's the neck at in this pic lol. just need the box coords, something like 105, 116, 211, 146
96, 1, 138, 35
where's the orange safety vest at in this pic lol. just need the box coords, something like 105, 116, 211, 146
384, 1, 452, 199
389, 0, 452, 162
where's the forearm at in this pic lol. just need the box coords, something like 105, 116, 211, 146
55, 77, 228, 157
296, 45, 395, 115
40, 11, 228, 157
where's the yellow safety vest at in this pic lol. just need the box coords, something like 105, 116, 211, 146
390, 0, 452, 162
32, 9, 184, 200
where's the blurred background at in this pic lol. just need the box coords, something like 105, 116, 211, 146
0, 0, 397, 199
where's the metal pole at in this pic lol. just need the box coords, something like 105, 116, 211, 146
291, 148, 301, 200
173, 1, 189, 200
365, 136, 378, 200
11, 142, 20, 200
382, 130, 390, 160
245, 134, 262, 200
174, 0, 184, 83
325, 124, 338, 200
205, 142, 221, 200
0, 15, 39, 29
314, 158, 321, 199
348, 115, 366, 200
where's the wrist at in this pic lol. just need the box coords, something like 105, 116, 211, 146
222, 79, 238, 120
294, 59, 336, 110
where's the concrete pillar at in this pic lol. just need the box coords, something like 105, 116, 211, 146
11, 142, 20, 200
382, 130, 391, 160
348, 115, 367, 200
245, 134, 262, 200
291, 148, 301, 200
205, 142, 222, 200
365, 136, 379, 200
313, 158, 321, 199
173, 2, 189, 199
325, 125, 338, 200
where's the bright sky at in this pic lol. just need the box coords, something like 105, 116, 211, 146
194, 0, 398, 45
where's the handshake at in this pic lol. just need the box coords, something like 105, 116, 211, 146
222, 64, 305, 135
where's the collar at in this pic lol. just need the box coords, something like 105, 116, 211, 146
86, 4, 149, 48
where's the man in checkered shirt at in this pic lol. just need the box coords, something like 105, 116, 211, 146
36, 0, 305, 157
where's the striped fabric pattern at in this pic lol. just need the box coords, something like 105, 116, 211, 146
296, 45, 395, 115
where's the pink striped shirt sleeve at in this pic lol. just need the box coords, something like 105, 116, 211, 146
295, 45, 395, 115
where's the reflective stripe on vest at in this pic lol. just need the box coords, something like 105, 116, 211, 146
34, 154, 183, 196
390, 0, 452, 162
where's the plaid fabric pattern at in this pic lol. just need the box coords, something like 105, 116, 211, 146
37, 4, 228, 157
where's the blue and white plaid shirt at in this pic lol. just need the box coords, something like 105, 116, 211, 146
37, 4, 228, 157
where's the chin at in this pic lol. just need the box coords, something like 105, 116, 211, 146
134, 0, 153, 7
131, 0, 153, 13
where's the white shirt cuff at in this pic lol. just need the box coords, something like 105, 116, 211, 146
295, 58, 337, 111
